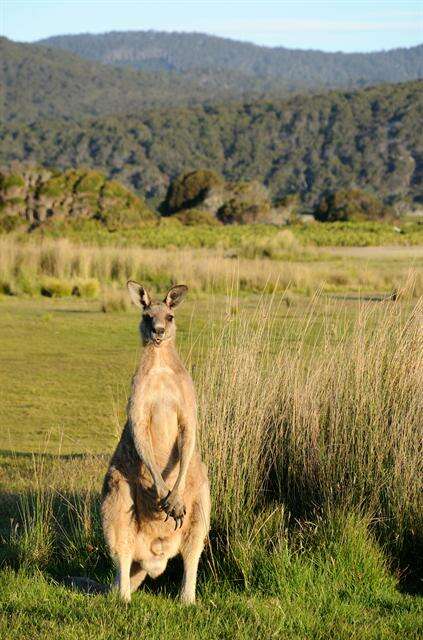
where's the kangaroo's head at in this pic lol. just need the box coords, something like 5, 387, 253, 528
127, 281, 188, 347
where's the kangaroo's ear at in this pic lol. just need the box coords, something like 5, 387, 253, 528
127, 281, 151, 309
164, 284, 188, 308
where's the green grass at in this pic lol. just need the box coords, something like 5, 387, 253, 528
0, 295, 340, 453
0, 290, 421, 639
20, 217, 423, 248
1, 512, 422, 639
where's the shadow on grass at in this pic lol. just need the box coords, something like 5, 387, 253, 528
0, 482, 214, 600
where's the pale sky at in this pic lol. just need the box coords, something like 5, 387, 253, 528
1, 0, 422, 52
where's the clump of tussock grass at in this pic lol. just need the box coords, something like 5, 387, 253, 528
227, 509, 395, 601
195, 292, 422, 567
54, 490, 106, 575
9, 490, 55, 570
235, 229, 308, 259
5, 455, 56, 570
100, 288, 132, 313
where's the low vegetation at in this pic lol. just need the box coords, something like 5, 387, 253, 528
0, 237, 422, 300
162, 169, 275, 224
0, 166, 155, 232
5, 165, 415, 232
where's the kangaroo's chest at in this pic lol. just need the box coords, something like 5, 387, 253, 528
140, 367, 182, 461
143, 365, 182, 406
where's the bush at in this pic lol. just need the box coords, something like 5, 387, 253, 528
314, 188, 392, 222
173, 208, 221, 226
163, 169, 224, 214
0, 173, 26, 192
217, 181, 272, 224
0, 214, 20, 233
40, 277, 74, 298
0, 167, 156, 231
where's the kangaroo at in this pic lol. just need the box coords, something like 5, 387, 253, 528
101, 282, 210, 604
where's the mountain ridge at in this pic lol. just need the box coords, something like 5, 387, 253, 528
2, 34, 422, 124
38, 30, 423, 85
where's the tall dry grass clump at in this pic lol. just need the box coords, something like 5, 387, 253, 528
195, 293, 422, 560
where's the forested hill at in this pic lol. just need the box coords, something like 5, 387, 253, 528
0, 37, 228, 122
39, 31, 423, 87
1, 81, 421, 207
0, 36, 372, 124
2, 34, 422, 123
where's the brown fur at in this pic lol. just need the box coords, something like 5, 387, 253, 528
101, 282, 210, 604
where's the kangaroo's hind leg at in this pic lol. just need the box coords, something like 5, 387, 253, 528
114, 553, 132, 602
130, 561, 147, 594
102, 468, 137, 603
180, 479, 210, 605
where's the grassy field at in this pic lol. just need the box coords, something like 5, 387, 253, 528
24, 217, 423, 248
0, 242, 422, 638
1, 237, 422, 301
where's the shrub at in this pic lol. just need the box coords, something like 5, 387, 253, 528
74, 170, 105, 194
40, 277, 74, 298
163, 169, 224, 214
0, 173, 26, 192
173, 208, 221, 226
217, 181, 272, 224
314, 188, 392, 222
0, 214, 20, 233
0, 167, 156, 230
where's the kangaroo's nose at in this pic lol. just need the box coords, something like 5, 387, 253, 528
155, 327, 165, 336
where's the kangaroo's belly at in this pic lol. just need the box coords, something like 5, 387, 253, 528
146, 369, 181, 472
148, 398, 178, 471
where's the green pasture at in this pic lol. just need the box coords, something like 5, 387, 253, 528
0, 294, 347, 454
25, 218, 423, 248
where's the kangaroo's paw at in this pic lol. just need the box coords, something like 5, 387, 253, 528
160, 491, 186, 529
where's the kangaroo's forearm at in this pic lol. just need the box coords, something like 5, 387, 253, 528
130, 417, 169, 496
172, 421, 196, 494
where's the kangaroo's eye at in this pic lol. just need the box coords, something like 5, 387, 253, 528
166, 315, 174, 322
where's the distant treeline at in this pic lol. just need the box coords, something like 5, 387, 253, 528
1, 81, 422, 207
39, 31, 423, 87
